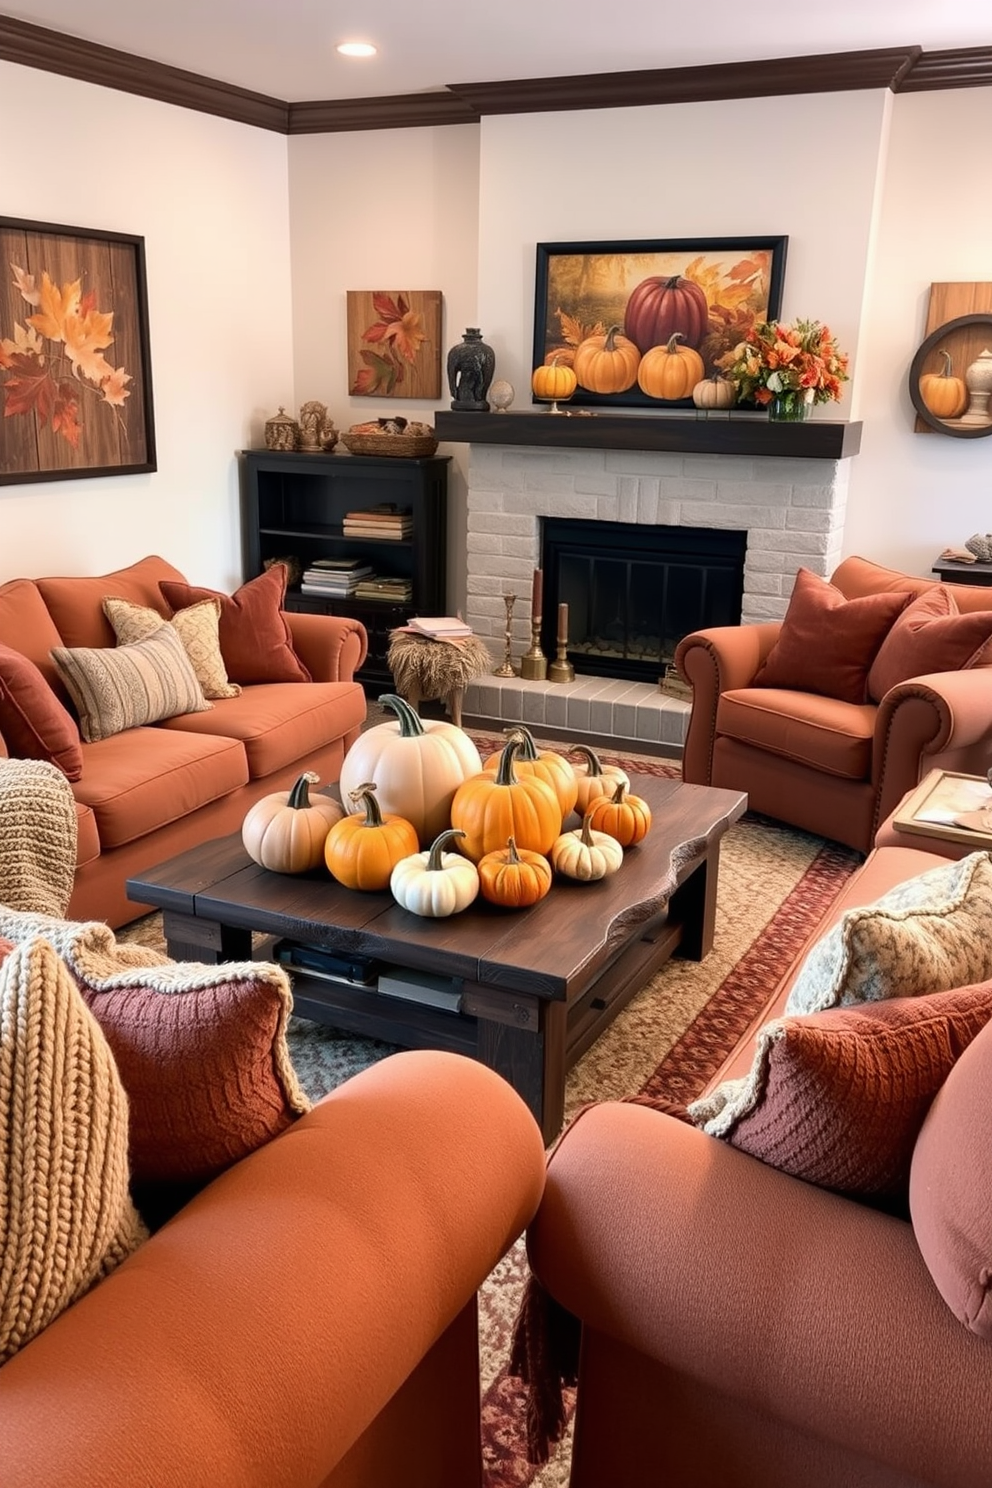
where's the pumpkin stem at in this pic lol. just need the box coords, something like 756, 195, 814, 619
938, 349, 955, 377
504, 724, 539, 760
427, 828, 466, 871
579, 812, 597, 846
380, 693, 426, 737
665, 332, 686, 354
570, 743, 604, 778
495, 736, 523, 787
609, 780, 628, 804
287, 771, 320, 809
349, 781, 384, 827
604, 324, 623, 351
505, 835, 523, 865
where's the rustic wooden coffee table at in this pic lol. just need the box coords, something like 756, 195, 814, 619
127, 772, 745, 1142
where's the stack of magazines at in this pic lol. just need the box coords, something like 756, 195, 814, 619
300, 557, 373, 596
342, 505, 413, 540
352, 576, 413, 603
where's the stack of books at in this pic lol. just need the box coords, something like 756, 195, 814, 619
406, 616, 474, 640
300, 557, 374, 596
352, 576, 413, 603
342, 505, 414, 540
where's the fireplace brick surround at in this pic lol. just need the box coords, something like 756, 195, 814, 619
460, 440, 852, 751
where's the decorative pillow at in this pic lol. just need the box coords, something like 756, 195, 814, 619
910, 1017, 992, 1337
50, 624, 211, 742
0, 643, 83, 780
785, 852, 992, 1016
0, 937, 147, 1365
689, 982, 992, 1198
159, 564, 312, 686
102, 594, 241, 700
867, 585, 992, 701
0, 903, 311, 1185
753, 568, 910, 704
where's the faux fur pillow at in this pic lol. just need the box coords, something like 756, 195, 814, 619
102, 594, 241, 700
51, 624, 211, 742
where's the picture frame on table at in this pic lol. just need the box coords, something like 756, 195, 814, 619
0, 216, 156, 484
532, 234, 788, 410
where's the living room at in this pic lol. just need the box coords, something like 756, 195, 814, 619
3, 7, 992, 1488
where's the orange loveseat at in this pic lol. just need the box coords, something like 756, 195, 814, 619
0, 555, 368, 927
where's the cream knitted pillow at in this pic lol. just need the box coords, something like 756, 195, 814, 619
0, 937, 147, 1364
51, 624, 211, 742
102, 594, 241, 700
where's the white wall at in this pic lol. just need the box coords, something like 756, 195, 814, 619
0, 61, 294, 590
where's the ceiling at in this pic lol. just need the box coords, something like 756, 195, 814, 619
2, 0, 990, 104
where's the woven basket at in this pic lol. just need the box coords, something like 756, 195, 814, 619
341, 432, 439, 459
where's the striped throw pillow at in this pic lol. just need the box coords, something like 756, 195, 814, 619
51, 624, 211, 742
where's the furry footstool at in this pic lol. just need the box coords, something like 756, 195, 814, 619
386, 631, 492, 728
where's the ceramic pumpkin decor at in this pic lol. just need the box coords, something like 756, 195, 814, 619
919, 350, 968, 420
550, 812, 624, 882
241, 771, 344, 873
637, 333, 706, 401
531, 356, 578, 406
570, 743, 631, 814
478, 836, 553, 909
449, 736, 561, 862
692, 371, 736, 410
324, 782, 419, 891
338, 694, 482, 847
587, 780, 653, 848
389, 828, 480, 918
482, 727, 578, 818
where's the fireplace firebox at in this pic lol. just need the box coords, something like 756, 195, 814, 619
541, 519, 746, 684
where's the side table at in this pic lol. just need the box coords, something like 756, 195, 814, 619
877, 768, 992, 858
931, 557, 992, 587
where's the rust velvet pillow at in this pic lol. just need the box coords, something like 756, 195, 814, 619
753, 568, 909, 704
0, 644, 83, 780
867, 585, 992, 701
689, 983, 992, 1199
159, 564, 311, 686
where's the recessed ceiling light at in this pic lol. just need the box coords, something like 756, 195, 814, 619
337, 41, 377, 58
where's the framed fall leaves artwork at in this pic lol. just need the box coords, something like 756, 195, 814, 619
346, 290, 442, 399
532, 236, 788, 410
0, 217, 156, 484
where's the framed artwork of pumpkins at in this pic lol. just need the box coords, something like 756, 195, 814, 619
532, 235, 788, 410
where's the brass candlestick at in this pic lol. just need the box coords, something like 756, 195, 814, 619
549, 600, 574, 683
519, 616, 548, 680
493, 593, 518, 676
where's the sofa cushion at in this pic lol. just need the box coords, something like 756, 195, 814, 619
160, 564, 312, 686
0, 906, 311, 1187
690, 983, 992, 1199
72, 727, 249, 850
785, 852, 992, 1016
0, 577, 70, 695
51, 625, 212, 742
103, 595, 241, 700
910, 1017, 992, 1338
0, 936, 146, 1365
0, 643, 83, 780
753, 567, 909, 704
717, 688, 875, 780
35, 555, 184, 650
867, 585, 992, 702
159, 680, 367, 778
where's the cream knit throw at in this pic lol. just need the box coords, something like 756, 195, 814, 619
0, 758, 77, 918
0, 937, 147, 1364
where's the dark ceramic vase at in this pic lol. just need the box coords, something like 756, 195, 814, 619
447, 328, 496, 412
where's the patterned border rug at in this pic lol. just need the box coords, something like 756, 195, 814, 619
119, 732, 861, 1485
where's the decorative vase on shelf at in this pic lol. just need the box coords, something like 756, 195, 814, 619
447, 328, 496, 412
768, 394, 811, 423
961, 348, 992, 425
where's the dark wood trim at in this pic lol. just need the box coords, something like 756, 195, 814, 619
0, 14, 289, 131
0, 18, 985, 134
433, 409, 863, 460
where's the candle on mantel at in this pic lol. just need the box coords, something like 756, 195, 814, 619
531, 567, 543, 621
557, 601, 569, 645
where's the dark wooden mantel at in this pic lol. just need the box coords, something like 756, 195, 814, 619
434, 409, 862, 460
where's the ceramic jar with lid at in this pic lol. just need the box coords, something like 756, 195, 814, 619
264, 407, 300, 451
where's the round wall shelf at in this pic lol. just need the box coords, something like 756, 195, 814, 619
909, 313, 992, 438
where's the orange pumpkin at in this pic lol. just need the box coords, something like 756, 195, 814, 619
324, 782, 419, 891
637, 333, 705, 401
449, 737, 561, 863
482, 727, 578, 818
572, 325, 641, 394
919, 350, 968, 420
570, 743, 631, 814
478, 836, 553, 909
532, 356, 578, 403
587, 780, 653, 848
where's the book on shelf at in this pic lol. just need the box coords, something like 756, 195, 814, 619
353, 579, 412, 602
342, 523, 412, 540
406, 615, 474, 640
308, 556, 369, 570
344, 504, 413, 521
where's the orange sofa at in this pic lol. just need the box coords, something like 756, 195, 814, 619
0, 1048, 547, 1488
524, 820, 992, 1487
675, 556, 992, 854
0, 555, 368, 928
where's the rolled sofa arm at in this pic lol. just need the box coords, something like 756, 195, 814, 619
674, 623, 780, 784
285, 609, 369, 683
0, 1050, 546, 1488
528, 1101, 992, 1487
871, 668, 992, 835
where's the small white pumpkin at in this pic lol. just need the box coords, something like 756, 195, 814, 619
570, 743, 631, 815
550, 811, 624, 882
339, 694, 483, 847
390, 828, 481, 918
241, 771, 344, 873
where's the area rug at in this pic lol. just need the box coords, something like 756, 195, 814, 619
118, 731, 860, 1484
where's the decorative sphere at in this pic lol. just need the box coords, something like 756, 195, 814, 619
489, 378, 515, 413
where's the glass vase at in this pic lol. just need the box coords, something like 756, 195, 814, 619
768, 395, 810, 422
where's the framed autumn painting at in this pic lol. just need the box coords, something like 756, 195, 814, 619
0, 217, 156, 484
346, 289, 442, 399
532, 236, 788, 409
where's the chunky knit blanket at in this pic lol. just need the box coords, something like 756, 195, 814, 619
0, 758, 78, 918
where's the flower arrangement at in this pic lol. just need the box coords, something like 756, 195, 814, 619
725, 318, 849, 419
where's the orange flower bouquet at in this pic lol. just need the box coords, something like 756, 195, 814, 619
726, 318, 849, 420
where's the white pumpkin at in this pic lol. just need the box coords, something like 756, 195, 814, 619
390, 829, 480, 918
550, 811, 624, 882
339, 694, 483, 847
570, 742, 631, 815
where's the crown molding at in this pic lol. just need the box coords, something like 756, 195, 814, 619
0, 15, 988, 134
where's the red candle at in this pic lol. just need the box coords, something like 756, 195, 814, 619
557, 602, 568, 645
532, 567, 543, 620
